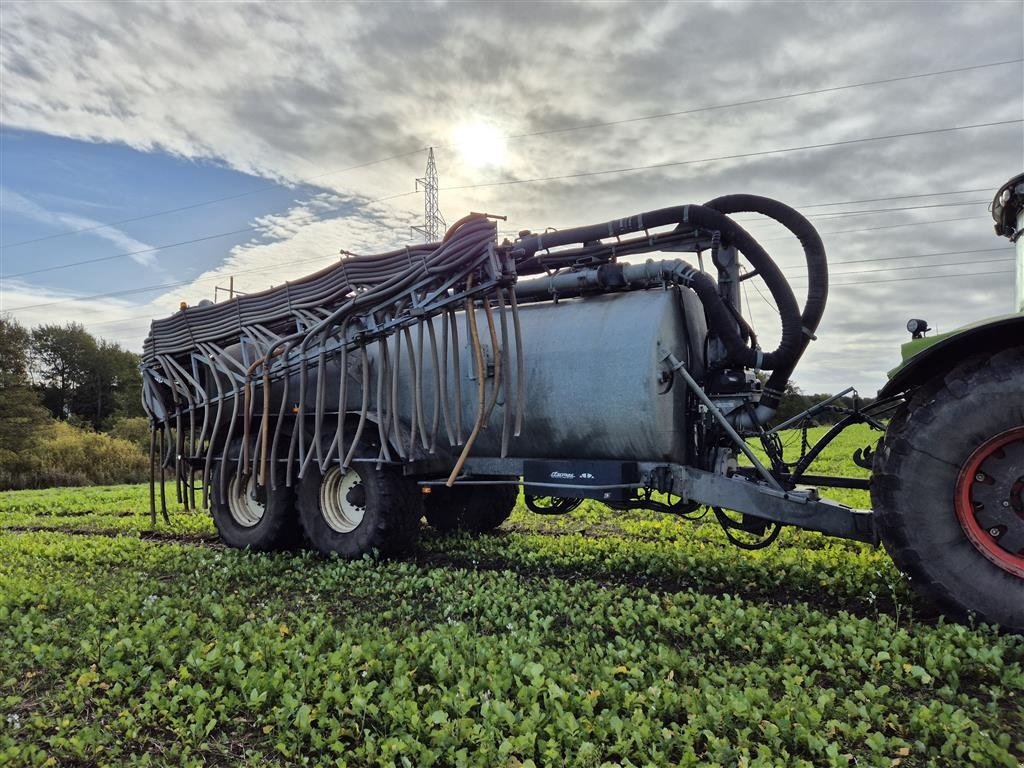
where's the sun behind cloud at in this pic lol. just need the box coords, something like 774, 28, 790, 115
452, 120, 507, 169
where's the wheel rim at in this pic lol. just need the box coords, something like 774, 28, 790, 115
319, 466, 366, 534
227, 473, 266, 528
954, 426, 1024, 579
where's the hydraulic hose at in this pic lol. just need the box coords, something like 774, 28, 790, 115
703, 194, 828, 411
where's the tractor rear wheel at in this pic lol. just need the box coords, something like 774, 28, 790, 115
297, 450, 422, 558
424, 481, 518, 534
872, 346, 1024, 632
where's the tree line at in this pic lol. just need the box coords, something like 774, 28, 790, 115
1, 316, 149, 490
2, 316, 143, 430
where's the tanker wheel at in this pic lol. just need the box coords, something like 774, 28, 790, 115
424, 480, 518, 534
297, 454, 422, 558
211, 461, 299, 551
872, 346, 1024, 632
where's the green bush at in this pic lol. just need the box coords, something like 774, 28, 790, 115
107, 416, 151, 453
0, 420, 148, 491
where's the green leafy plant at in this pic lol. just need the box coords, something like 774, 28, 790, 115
0, 424, 1020, 766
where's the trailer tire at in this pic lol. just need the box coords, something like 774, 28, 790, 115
425, 481, 518, 534
211, 462, 299, 551
297, 458, 422, 558
872, 346, 1024, 633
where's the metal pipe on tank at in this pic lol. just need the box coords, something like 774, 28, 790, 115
512, 259, 692, 301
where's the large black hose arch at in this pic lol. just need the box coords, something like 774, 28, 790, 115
703, 194, 828, 407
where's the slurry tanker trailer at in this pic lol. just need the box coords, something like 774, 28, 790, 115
141, 175, 1024, 631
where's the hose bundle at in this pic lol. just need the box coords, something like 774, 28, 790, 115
141, 215, 525, 517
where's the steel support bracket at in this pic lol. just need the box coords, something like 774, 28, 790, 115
657, 464, 878, 544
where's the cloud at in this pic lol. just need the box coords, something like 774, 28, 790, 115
1, 0, 1021, 393
1, 187, 158, 266
156, 191, 422, 303
0, 278, 150, 349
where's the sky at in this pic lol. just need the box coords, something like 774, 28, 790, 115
1, 0, 1022, 395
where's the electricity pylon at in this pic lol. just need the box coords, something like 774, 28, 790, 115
412, 147, 445, 242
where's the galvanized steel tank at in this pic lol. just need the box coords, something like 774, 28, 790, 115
383, 285, 707, 464
217, 286, 707, 467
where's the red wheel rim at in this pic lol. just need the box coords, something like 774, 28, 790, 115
954, 426, 1024, 579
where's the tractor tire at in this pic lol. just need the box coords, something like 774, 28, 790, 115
872, 346, 1024, 632
425, 481, 518, 533
297, 452, 422, 558
211, 461, 299, 551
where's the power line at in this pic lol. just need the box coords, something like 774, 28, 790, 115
5, 184, 993, 281
831, 247, 1009, 266
804, 256, 1013, 278
776, 267, 1012, 287
800, 200, 986, 220
503, 59, 1024, 141
3, 58, 1017, 250
776, 188, 990, 210
777, 246, 1009, 271
86, 311, 173, 330
0, 149, 427, 250
2, 190, 418, 279
828, 268, 1010, 287
813, 214, 989, 237
761, 214, 987, 241
440, 120, 1022, 192
746, 270, 778, 314
741, 275, 756, 321
734, 199, 987, 225
4, 250, 347, 312
4, 226, 259, 279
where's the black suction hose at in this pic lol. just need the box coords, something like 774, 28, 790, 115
703, 195, 828, 408
515, 203, 803, 373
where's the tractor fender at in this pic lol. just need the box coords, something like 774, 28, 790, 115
878, 313, 1024, 399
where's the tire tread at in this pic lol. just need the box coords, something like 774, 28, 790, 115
872, 346, 1024, 631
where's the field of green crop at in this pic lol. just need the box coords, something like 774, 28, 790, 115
1, 425, 1021, 767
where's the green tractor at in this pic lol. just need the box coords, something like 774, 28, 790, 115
871, 173, 1023, 630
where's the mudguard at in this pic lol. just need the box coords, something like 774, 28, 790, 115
877, 313, 1024, 399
